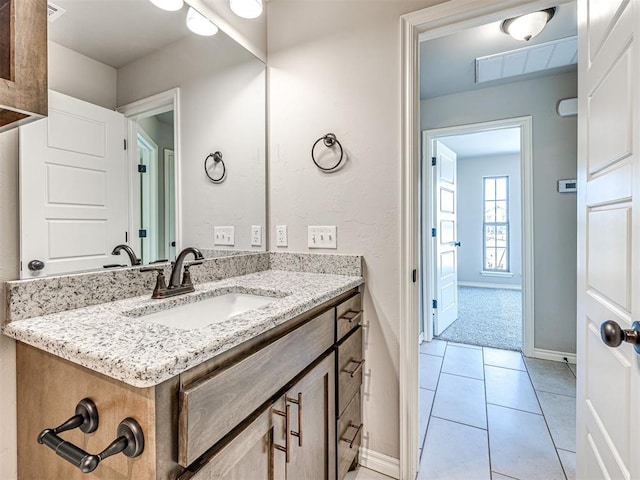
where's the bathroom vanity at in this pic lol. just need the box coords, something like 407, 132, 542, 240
5, 261, 364, 480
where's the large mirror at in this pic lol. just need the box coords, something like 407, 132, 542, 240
18, 0, 266, 278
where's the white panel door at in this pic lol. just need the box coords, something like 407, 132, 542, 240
433, 140, 459, 336
577, 0, 640, 478
20, 91, 128, 277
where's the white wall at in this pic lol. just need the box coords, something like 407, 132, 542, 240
422, 71, 578, 354
48, 41, 117, 110
457, 154, 522, 287
268, 0, 443, 461
0, 129, 19, 480
118, 34, 266, 251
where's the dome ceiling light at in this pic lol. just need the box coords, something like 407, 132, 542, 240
149, 0, 184, 12
501, 7, 556, 41
230, 0, 263, 19
186, 7, 219, 36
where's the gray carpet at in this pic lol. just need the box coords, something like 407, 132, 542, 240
436, 287, 522, 351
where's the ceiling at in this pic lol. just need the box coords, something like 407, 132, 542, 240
420, 2, 577, 99
49, 0, 193, 69
439, 128, 520, 159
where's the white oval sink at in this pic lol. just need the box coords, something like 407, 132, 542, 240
140, 293, 275, 330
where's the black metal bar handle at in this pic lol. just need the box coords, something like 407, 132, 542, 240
342, 359, 365, 378
339, 310, 363, 325
37, 418, 144, 474
340, 422, 363, 449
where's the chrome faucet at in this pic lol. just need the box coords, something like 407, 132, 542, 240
111, 244, 141, 266
141, 247, 204, 299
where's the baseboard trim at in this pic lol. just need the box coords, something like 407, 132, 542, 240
458, 281, 522, 291
530, 347, 576, 364
359, 447, 400, 479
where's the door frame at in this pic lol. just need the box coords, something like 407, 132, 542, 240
399, 0, 572, 477
118, 88, 182, 258
421, 117, 534, 356
136, 127, 159, 264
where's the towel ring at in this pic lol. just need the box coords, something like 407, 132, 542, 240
312, 133, 344, 172
204, 151, 226, 183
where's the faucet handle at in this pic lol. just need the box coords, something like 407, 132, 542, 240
181, 262, 203, 287
140, 268, 168, 299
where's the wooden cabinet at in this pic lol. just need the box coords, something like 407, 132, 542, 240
16, 287, 363, 480
0, 0, 48, 131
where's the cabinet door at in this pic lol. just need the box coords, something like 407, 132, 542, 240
283, 353, 336, 480
184, 406, 286, 480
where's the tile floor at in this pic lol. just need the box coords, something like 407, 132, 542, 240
418, 340, 576, 480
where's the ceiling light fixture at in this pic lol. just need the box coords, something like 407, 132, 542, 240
501, 7, 556, 41
149, 0, 184, 12
186, 7, 219, 36
230, 0, 263, 19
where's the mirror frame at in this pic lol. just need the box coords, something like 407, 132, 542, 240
118, 88, 182, 259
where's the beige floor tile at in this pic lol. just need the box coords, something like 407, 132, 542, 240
485, 365, 541, 414
537, 391, 576, 452
484, 347, 526, 371
488, 404, 565, 480
418, 417, 490, 480
419, 387, 435, 449
419, 353, 443, 390
442, 344, 485, 380
524, 357, 576, 397
420, 339, 447, 356
558, 449, 576, 480
432, 373, 487, 429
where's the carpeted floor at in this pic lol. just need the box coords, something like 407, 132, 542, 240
436, 286, 522, 351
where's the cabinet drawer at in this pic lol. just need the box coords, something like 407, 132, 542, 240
179, 309, 334, 467
337, 327, 363, 417
336, 292, 362, 342
337, 390, 362, 480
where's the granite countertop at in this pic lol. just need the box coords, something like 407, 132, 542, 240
3, 270, 363, 388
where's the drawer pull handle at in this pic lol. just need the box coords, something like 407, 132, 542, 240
287, 393, 303, 447
340, 422, 363, 449
342, 359, 365, 377
272, 405, 291, 463
339, 310, 362, 324
38, 417, 144, 473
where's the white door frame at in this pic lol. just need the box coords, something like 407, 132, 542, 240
421, 117, 534, 356
400, 0, 572, 477
118, 88, 182, 257
136, 127, 159, 264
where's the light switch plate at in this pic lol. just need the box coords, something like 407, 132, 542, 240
214, 226, 235, 246
276, 225, 287, 247
308, 226, 337, 249
251, 225, 262, 247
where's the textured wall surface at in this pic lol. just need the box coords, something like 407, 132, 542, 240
268, 0, 444, 460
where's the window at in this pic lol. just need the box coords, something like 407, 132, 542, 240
483, 176, 509, 272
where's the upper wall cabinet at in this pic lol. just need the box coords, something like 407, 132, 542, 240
0, 0, 47, 132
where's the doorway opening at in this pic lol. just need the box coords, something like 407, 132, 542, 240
401, 1, 579, 477
420, 119, 531, 353
119, 88, 181, 264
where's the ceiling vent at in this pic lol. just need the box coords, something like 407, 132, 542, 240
476, 36, 577, 84
47, 2, 66, 23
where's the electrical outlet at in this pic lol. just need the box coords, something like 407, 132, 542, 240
276, 225, 287, 247
251, 225, 262, 247
214, 226, 235, 246
308, 226, 337, 249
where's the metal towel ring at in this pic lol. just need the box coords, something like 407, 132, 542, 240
204, 151, 226, 183
311, 133, 344, 172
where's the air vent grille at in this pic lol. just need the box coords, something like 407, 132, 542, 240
47, 2, 66, 23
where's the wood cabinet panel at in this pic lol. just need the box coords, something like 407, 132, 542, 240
17, 343, 158, 480
336, 293, 362, 342
337, 390, 362, 480
337, 327, 363, 417
179, 309, 334, 466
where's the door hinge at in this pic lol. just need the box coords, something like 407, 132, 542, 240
431, 156, 436, 166
412, 269, 417, 283
139, 229, 147, 238
431, 228, 437, 237
432, 299, 438, 309
138, 164, 147, 173
124, 139, 127, 150
125, 231, 128, 242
